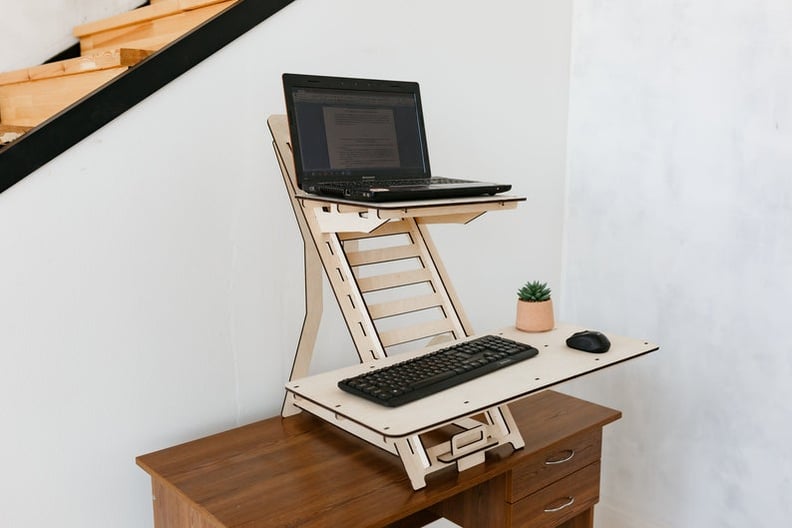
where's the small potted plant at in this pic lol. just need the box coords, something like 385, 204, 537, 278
516, 280, 555, 332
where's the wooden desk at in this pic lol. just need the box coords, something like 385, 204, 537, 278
137, 390, 620, 528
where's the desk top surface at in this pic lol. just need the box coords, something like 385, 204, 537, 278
286, 323, 657, 437
137, 390, 620, 528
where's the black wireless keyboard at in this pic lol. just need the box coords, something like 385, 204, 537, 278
338, 335, 539, 407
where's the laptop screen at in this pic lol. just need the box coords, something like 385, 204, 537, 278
283, 74, 432, 186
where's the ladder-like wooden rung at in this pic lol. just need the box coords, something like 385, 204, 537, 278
345, 244, 421, 267
357, 269, 432, 293
338, 220, 411, 240
378, 319, 457, 348
367, 293, 444, 320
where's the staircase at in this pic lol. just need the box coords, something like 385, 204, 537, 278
0, 0, 294, 194
0, 0, 237, 144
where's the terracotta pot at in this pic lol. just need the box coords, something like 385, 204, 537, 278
516, 299, 555, 332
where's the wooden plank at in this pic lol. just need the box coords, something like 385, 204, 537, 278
356, 268, 432, 293
286, 324, 654, 439
345, 244, 421, 267
0, 67, 127, 127
367, 293, 444, 320
0, 124, 30, 133
338, 219, 411, 241
0, 49, 152, 87
378, 318, 456, 348
73, 0, 234, 37
78, 1, 234, 55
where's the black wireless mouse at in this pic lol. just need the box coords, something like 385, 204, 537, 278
566, 330, 611, 353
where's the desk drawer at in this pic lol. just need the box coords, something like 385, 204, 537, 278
507, 461, 600, 528
508, 429, 602, 502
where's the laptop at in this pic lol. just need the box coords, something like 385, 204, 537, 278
282, 73, 512, 202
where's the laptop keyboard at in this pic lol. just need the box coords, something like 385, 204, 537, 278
319, 177, 472, 190
337, 335, 539, 407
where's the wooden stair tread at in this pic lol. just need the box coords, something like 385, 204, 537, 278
0, 67, 128, 127
0, 0, 238, 133
76, 0, 235, 55
73, 0, 235, 37
0, 49, 153, 87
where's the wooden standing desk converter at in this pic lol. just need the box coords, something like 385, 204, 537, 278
137, 390, 620, 528
136, 115, 658, 527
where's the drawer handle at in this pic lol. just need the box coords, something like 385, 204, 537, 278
544, 496, 575, 513
544, 449, 575, 465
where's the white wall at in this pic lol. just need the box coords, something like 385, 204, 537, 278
0, 1, 572, 526
0, 0, 142, 71
562, 1, 792, 527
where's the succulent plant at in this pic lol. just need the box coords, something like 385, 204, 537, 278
517, 281, 551, 302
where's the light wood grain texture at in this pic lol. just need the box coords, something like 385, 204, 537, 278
268, 114, 497, 367
0, 48, 152, 86
73, 0, 234, 37
284, 323, 656, 438
507, 429, 602, 501
507, 462, 600, 528
77, 1, 234, 54
0, 67, 126, 126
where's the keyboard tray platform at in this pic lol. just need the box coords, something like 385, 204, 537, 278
285, 323, 657, 488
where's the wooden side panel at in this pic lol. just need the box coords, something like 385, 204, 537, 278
151, 478, 224, 528
432, 473, 509, 527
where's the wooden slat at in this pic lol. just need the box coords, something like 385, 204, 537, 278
73, 0, 233, 37
367, 293, 444, 320
356, 269, 432, 293
0, 67, 127, 127
0, 49, 152, 87
338, 219, 411, 240
77, 1, 234, 55
378, 319, 456, 348
345, 244, 421, 267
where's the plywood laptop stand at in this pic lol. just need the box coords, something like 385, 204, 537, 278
268, 115, 658, 491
